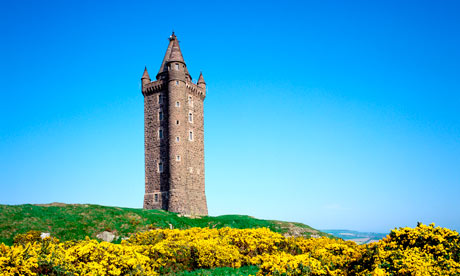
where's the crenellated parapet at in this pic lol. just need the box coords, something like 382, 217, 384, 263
142, 80, 167, 96
186, 80, 206, 99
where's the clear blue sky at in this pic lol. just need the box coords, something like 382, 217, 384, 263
1, 0, 459, 233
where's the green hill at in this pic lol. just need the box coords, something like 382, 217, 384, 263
0, 203, 331, 245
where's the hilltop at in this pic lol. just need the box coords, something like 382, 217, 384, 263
0, 203, 331, 245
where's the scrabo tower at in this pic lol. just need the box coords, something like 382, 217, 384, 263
141, 33, 207, 216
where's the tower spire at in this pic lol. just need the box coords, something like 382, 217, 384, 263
168, 37, 185, 63
156, 33, 175, 80
157, 32, 190, 80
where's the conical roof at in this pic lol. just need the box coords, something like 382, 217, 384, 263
142, 66, 151, 80
168, 38, 185, 63
156, 32, 190, 80
156, 34, 175, 79
197, 72, 205, 84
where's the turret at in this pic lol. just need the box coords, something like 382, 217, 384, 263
156, 32, 191, 82
141, 66, 151, 88
166, 33, 191, 82
197, 72, 206, 89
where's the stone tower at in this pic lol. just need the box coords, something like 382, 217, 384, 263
142, 32, 208, 216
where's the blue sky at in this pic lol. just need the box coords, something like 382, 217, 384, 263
1, 0, 459, 233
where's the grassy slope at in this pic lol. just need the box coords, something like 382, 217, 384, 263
0, 203, 331, 245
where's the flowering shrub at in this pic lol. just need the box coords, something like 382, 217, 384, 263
12, 230, 42, 246
0, 224, 459, 275
352, 223, 460, 276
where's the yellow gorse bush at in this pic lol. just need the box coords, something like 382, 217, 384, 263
0, 223, 459, 275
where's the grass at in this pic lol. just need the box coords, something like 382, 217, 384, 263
0, 203, 332, 245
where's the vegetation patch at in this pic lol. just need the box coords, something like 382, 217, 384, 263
0, 203, 332, 245
0, 224, 458, 275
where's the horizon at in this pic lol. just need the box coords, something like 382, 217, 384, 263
1, 0, 459, 233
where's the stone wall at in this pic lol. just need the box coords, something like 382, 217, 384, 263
143, 77, 207, 216
143, 85, 170, 210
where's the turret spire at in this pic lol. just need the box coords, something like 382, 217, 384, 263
197, 72, 206, 88
141, 66, 151, 87
142, 66, 150, 79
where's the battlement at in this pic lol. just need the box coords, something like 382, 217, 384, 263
186, 80, 206, 99
142, 80, 166, 96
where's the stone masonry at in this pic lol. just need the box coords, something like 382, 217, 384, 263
142, 33, 207, 216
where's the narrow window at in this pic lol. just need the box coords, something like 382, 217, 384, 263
189, 131, 193, 141
154, 194, 158, 202
188, 112, 193, 123
176, 155, 181, 161
175, 63, 179, 70
158, 129, 163, 139
176, 136, 180, 142
176, 80, 179, 85
176, 101, 180, 107
188, 95, 193, 107
158, 95, 163, 104
158, 162, 164, 173
159, 111, 164, 121
176, 120, 180, 125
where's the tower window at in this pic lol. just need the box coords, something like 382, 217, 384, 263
158, 162, 164, 173
154, 194, 158, 202
175, 63, 179, 70
188, 112, 193, 123
158, 129, 163, 139
176, 136, 180, 142
158, 95, 163, 104
188, 95, 193, 107
176, 120, 180, 125
176, 80, 179, 85
176, 155, 181, 161
176, 101, 180, 107
158, 111, 164, 121
189, 131, 194, 141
